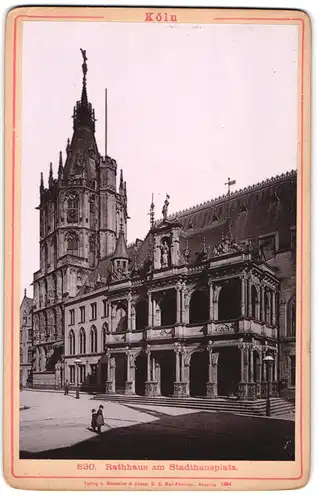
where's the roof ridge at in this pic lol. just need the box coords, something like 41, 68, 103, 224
164, 169, 296, 221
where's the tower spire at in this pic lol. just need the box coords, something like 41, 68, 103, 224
58, 151, 63, 179
149, 193, 155, 228
48, 161, 53, 188
72, 49, 96, 132
40, 172, 44, 193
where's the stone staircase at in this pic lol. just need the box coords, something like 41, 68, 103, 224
92, 394, 295, 418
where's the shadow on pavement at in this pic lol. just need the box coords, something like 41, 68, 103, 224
20, 411, 295, 461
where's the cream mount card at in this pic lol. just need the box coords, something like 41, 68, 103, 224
4, 6, 311, 491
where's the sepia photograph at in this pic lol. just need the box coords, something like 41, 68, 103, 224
3, 6, 311, 491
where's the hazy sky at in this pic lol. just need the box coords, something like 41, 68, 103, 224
20, 21, 298, 298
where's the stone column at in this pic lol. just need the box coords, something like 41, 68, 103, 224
131, 305, 136, 331
173, 343, 187, 398
237, 343, 253, 399
248, 279, 252, 317
256, 349, 262, 397
145, 347, 159, 396
208, 279, 214, 320
111, 303, 116, 332
249, 347, 254, 382
241, 275, 247, 317
272, 291, 277, 326
125, 350, 134, 394
105, 350, 115, 394
176, 286, 181, 324
152, 357, 156, 381
127, 293, 132, 331
175, 347, 180, 383
148, 292, 152, 327
272, 351, 278, 396
147, 347, 151, 382
206, 342, 219, 398
180, 284, 186, 324
260, 285, 265, 322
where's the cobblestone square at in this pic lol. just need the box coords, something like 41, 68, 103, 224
20, 391, 294, 461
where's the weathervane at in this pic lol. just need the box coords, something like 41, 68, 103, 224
225, 177, 236, 196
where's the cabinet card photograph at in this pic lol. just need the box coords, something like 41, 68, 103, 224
3, 6, 310, 492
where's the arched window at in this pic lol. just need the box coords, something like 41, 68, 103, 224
52, 235, 58, 268
79, 328, 86, 354
265, 291, 271, 324
102, 323, 109, 350
135, 300, 148, 330
89, 234, 95, 267
66, 232, 79, 256
189, 289, 209, 324
23, 311, 27, 325
68, 330, 75, 355
90, 325, 97, 353
27, 347, 32, 364
66, 195, 79, 223
287, 296, 296, 338
251, 285, 258, 320
218, 279, 241, 321
43, 243, 48, 272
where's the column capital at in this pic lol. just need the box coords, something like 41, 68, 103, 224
238, 341, 250, 351
173, 342, 181, 353
207, 340, 214, 353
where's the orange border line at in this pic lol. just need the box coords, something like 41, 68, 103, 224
10, 14, 305, 482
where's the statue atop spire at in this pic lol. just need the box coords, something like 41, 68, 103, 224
80, 48, 88, 78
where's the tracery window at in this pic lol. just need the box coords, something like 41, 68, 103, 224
66, 194, 79, 223
68, 330, 75, 355
79, 328, 86, 354
90, 325, 97, 353
66, 232, 79, 255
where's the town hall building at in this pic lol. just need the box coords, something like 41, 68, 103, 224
21, 51, 297, 402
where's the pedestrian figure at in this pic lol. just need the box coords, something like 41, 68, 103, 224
64, 379, 70, 395
91, 409, 97, 431
96, 405, 105, 434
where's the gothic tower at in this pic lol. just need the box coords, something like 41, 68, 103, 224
32, 50, 128, 385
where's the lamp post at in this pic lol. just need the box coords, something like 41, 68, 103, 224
74, 357, 82, 399
263, 352, 275, 416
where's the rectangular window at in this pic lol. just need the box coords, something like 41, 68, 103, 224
28, 329, 32, 341
290, 355, 296, 387
102, 300, 109, 318
259, 234, 276, 260
69, 365, 75, 384
80, 306, 85, 323
91, 303, 97, 320
69, 309, 75, 325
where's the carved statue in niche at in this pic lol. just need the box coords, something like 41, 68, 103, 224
160, 239, 170, 268
113, 261, 127, 280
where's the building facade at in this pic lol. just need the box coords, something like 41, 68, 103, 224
20, 290, 33, 387
30, 51, 128, 388
22, 51, 296, 399
64, 171, 297, 400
